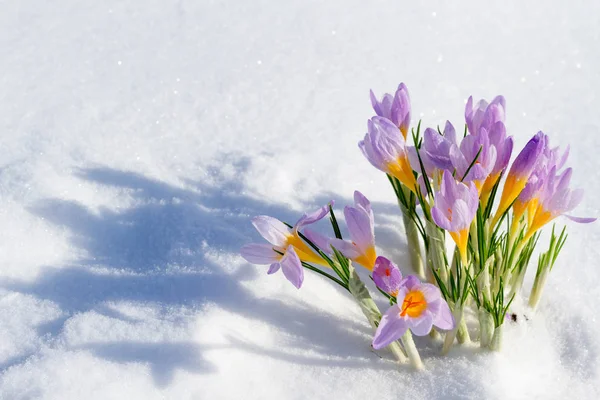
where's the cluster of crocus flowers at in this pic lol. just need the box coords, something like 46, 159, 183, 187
240, 82, 595, 371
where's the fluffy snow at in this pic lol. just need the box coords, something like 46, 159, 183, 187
1, 1, 599, 399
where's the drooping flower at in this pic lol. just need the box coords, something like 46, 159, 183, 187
523, 167, 595, 241
359, 116, 418, 192
240, 203, 332, 288
373, 256, 420, 297
492, 132, 546, 226
330, 191, 378, 270
372, 279, 454, 349
512, 135, 561, 225
370, 83, 411, 138
431, 170, 479, 265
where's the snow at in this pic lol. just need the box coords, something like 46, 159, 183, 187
1, 0, 599, 398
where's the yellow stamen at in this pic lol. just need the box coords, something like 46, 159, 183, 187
399, 290, 427, 318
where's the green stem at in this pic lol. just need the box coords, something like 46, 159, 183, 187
301, 262, 348, 290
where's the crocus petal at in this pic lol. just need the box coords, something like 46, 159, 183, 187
344, 205, 374, 253
372, 305, 408, 349
252, 216, 290, 246
564, 215, 597, 223
399, 275, 421, 290
280, 246, 304, 289
372, 256, 403, 295
370, 89, 384, 116
267, 262, 281, 275
354, 191, 372, 215
329, 238, 361, 259
419, 283, 442, 304
408, 312, 434, 336
431, 299, 454, 330
303, 228, 332, 253
431, 206, 452, 231
240, 243, 279, 264
295, 202, 333, 229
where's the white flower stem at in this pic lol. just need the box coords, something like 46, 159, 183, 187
489, 324, 503, 351
456, 317, 471, 344
401, 330, 424, 370
442, 302, 464, 355
402, 209, 425, 280
347, 263, 408, 364
478, 309, 495, 348
529, 267, 549, 310
425, 220, 447, 285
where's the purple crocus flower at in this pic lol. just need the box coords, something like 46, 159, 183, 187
431, 170, 479, 265
359, 116, 418, 192
450, 127, 497, 190
480, 122, 514, 203
372, 256, 403, 296
512, 134, 556, 222
523, 166, 595, 240
372, 280, 454, 349
465, 95, 506, 136
240, 203, 332, 288
370, 83, 411, 138
330, 191, 378, 270
422, 122, 457, 173
373, 256, 421, 297
493, 132, 546, 226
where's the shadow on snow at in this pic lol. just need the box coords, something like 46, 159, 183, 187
0, 159, 413, 386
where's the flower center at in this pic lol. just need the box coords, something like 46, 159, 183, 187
400, 290, 427, 318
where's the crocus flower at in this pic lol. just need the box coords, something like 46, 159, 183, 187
523, 167, 595, 241
370, 83, 411, 138
422, 122, 457, 173
431, 170, 479, 265
480, 122, 514, 204
359, 116, 418, 192
492, 132, 546, 226
450, 127, 497, 190
372, 278, 454, 349
330, 191, 378, 270
465, 95, 506, 136
372, 256, 421, 297
240, 203, 332, 288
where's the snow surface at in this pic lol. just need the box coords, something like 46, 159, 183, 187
1, 1, 600, 399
